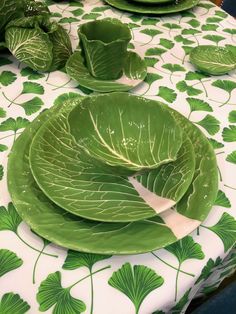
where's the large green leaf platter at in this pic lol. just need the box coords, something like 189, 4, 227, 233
66, 50, 147, 92
8, 94, 218, 254
190, 45, 236, 75
29, 94, 196, 222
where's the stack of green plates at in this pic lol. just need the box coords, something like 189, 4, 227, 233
104, 0, 200, 15
7, 92, 218, 255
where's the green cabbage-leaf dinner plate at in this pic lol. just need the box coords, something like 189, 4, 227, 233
66, 50, 147, 92
190, 45, 236, 76
7, 95, 218, 254
104, 0, 199, 15
131, 0, 173, 4
29, 94, 195, 222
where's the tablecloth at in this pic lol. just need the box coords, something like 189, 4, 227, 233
0, 1, 236, 313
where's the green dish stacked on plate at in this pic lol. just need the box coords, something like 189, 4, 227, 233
104, 0, 200, 15
7, 93, 218, 255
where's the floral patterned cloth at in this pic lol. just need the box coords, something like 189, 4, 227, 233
0, 1, 235, 314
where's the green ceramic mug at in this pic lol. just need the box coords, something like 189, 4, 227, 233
78, 18, 132, 80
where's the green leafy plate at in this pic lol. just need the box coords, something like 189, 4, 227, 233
132, 0, 173, 4
104, 0, 199, 15
29, 95, 195, 222
190, 45, 236, 75
8, 96, 218, 254
66, 50, 147, 92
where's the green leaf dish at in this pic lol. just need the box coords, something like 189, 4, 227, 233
104, 0, 199, 15
7, 95, 218, 254
79, 18, 132, 80
66, 50, 147, 92
190, 45, 236, 75
29, 94, 195, 222
68, 93, 183, 174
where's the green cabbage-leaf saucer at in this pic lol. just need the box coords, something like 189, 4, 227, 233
190, 45, 236, 75
66, 50, 147, 92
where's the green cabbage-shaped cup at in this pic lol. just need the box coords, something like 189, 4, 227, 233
78, 18, 132, 80
5, 16, 72, 72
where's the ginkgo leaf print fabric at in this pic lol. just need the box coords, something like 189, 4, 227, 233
0, 1, 236, 313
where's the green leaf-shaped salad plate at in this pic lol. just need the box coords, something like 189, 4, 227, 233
7, 93, 218, 254
190, 45, 236, 75
66, 18, 147, 92
104, 0, 199, 15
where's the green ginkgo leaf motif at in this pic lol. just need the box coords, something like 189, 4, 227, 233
0, 117, 30, 132
128, 23, 140, 29
129, 15, 143, 22
208, 138, 224, 149
165, 236, 205, 264
214, 190, 231, 208
196, 115, 220, 136
203, 35, 225, 45
0, 57, 12, 66
0, 144, 8, 152
186, 19, 200, 28
198, 2, 214, 9
226, 151, 236, 164
109, 263, 164, 314
144, 57, 158, 67
145, 47, 166, 57
54, 93, 81, 106
0, 293, 30, 314
159, 38, 174, 49
171, 289, 191, 314
187, 98, 212, 113
37, 271, 86, 313
182, 29, 200, 35
176, 81, 202, 96
21, 97, 44, 116
152, 310, 165, 314
157, 86, 177, 103
144, 73, 163, 85
222, 125, 236, 142
91, 7, 109, 12
207, 213, 236, 252
165, 236, 204, 300
215, 10, 228, 18
0, 71, 16, 86
212, 80, 236, 93
140, 29, 162, 37
0, 249, 23, 277
228, 111, 236, 123
223, 28, 236, 35
162, 64, 185, 73
59, 17, 79, 24
0, 107, 6, 118
195, 257, 222, 284
63, 251, 111, 271
185, 71, 208, 81
128, 43, 135, 49
21, 67, 45, 80
162, 23, 181, 31
0, 165, 3, 180
206, 17, 223, 23
22, 82, 44, 95
142, 18, 158, 26
174, 35, 194, 45
0, 203, 22, 232
82, 13, 101, 20
71, 8, 84, 16
180, 11, 196, 18
201, 24, 219, 31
